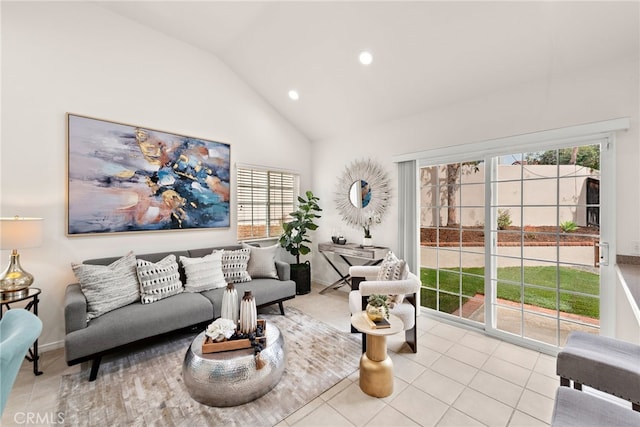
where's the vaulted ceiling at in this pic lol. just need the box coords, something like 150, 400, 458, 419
98, 1, 639, 142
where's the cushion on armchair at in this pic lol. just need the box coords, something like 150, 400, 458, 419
376, 251, 408, 281
376, 251, 408, 304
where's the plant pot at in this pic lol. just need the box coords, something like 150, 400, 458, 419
290, 261, 311, 295
366, 303, 386, 322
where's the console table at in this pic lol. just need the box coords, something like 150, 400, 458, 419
318, 242, 389, 294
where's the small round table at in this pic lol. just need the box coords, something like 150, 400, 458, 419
351, 312, 403, 397
0, 288, 43, 376
182, 323, 285, 407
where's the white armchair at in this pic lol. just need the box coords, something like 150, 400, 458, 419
349, 265, 420, 353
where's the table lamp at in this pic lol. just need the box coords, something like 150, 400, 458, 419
0, 216, 43, 298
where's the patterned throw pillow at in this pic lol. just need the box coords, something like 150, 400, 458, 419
72, 251, 140, 321
377, 251, 408, 305
180, 252, 227, 292
136, 255, 183, 304
242, 243, 279, 279
377, 251, 407, 281
220, 248, 252, 283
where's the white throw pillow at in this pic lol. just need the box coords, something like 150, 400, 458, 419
72, 251, 140, 321
377, 251, 408, 281
242, 243, 279, 279
136, 254, 183, 304
180, 252, 226, 292
221, 248, 252, 283
376, 251, 408, 305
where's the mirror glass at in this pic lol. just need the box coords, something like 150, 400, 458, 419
349, 180, 371, 208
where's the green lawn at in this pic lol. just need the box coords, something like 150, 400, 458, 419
420, 266, 599, 318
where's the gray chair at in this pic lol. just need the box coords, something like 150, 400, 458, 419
556, 331, 640, 411
0, 309, 42, 415
551, 386, 640, 427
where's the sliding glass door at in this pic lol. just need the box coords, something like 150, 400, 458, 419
420, 159, 486, 324
488, 145, 601, 347
419, 140, 610, 349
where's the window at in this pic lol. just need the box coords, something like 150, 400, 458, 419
237, 166, 299, 241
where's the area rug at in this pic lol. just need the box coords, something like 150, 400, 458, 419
56, 307, 361, 426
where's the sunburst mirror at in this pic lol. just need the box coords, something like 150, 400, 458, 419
335, 159, 391, 229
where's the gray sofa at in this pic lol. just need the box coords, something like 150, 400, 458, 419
64, 245, 296, 381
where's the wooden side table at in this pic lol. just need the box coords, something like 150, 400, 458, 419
318, 242, 389, 294
0, 288, 43, 376
350, 312, 403, 397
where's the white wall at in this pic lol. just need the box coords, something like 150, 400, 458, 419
0, 2, 311, 349
312, 58, 639, 284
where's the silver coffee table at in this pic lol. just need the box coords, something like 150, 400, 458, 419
182, 323, 285, 407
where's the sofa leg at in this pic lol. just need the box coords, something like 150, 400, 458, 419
573, 382, 583, 391
633, 403, 639, 412
89, 356, 102, 382
560, 377, 570, 387
278, 301, 285, 315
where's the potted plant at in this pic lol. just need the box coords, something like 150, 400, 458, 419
366, 294, 390, 322
279, 190, 322, 294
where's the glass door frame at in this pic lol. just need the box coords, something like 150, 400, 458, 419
483, 137, 612, 353
410, 118, 628, 353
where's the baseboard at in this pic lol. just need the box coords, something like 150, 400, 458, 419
39, 340, 65, 353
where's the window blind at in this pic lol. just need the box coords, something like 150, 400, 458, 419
237, 167, 298, 241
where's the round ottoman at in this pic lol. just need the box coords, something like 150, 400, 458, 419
182, 323, 285, 407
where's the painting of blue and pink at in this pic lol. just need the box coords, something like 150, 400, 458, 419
67, 114, 230, 235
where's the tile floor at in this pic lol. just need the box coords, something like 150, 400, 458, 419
2, 283, 559, 426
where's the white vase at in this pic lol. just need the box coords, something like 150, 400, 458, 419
239, 290, 257, 334
363, 237, 373, 247
221, 283, 239, 324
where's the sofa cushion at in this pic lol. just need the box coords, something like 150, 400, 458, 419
71, 251, 140, 321
180, 252, 226, 292
201, 278, 295, 318
136, 254, 183, 304
243, 243, 279, 279
64, 292, 213, 362
221, 248, 252, 284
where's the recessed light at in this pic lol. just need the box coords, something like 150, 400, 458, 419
288, 90, 300, 101
359, 51, 373, 66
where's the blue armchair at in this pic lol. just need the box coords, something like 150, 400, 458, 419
0, 309, 42, 415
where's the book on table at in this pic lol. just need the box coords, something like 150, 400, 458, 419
363, 312, 391, 329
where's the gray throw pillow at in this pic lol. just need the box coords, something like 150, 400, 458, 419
220, 248, 252, 283
180, 252, 226, 292
72, 251, 140, 321
242, 243, 279, 279
136, 254, 183, 304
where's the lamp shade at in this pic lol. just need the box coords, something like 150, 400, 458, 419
0, 217, 44, 250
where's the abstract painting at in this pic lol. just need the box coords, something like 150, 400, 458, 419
67, 114, 230, 235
